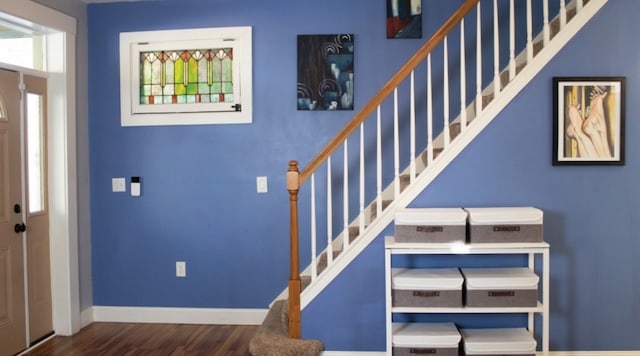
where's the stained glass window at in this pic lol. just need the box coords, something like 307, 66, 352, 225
139, 48, 233, 106
120, 26, 252, 126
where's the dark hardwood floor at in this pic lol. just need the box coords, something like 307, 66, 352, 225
21, 323, 258, 356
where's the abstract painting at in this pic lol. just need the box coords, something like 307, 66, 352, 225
387, 0, 422, 39
553, 77, 625, 165
297, 34, 354, 111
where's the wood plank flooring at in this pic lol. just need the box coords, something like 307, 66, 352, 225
21, 323, 258, 356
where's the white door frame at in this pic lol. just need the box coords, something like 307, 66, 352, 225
0, 1, 79, 336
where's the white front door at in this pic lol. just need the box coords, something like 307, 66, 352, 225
23, 73, 53, 345
0, 69, 52, 356
0, 68, 27, 356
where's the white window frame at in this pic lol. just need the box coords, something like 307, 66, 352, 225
119, 26, 252, 126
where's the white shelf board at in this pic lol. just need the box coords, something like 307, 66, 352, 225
385, 236, 549, 254
391, 301, 544, 314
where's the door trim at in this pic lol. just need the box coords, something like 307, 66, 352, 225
0, 1, 79, 336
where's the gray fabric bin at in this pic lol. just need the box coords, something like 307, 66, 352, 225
395, 208, 467, 243
465, 207, 543, 243
392, 268, 463, 308
462, 268, 539, 308
393, 322, 461, 356
460, 328, 536, 355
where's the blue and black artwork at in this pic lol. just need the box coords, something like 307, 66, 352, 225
297, 34, 354, 111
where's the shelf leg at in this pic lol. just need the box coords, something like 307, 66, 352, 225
543, 249, 550, 355
385, 249, 392, 355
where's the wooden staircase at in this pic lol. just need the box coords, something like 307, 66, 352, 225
284, 0, 608, 339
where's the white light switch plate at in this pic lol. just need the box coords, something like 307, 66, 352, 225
112, 178, 126, 192
257, 176, 268, 193
176, 261, 186, 277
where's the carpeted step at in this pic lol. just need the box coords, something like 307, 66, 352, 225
370, 199, 392, 221
449, 122, 462, 141
349, 225, 359, 243
301, 275, 311, 291
420, 147, 444, 168
249, 299, 323, 356
499, 61, 528, 91
316, 248, 342, 275
533, 6, 577, 57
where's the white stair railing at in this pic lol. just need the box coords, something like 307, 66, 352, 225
286, 0, 608, 338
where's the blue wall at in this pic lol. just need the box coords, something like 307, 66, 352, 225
88, 0, 639, 351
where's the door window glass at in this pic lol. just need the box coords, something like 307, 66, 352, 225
0, 97, 5, 120
27, 93, 44, 213
0, 22, 46, 71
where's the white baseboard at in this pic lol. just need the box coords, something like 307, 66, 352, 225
543, 353, 640, 356
321, 353, 385, 356
80, 307, 94, 327
83, 306, 268, 325
321, 352, 640, 356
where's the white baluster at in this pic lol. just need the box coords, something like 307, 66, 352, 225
359, 123, 365, 232
410, 70, 416, 182
427, 54, 434, 164
476, 2, 483, 117
527, 0, 533, 63
393, 88, 400, 199
310, 173, 317, 280
460, 18, 467, 129
493, 0, 501, 95
444, 36, 450, 147
509, 0, 516, 82
376, 106, 382, 218
326, 157, 333, 265
543, 0, 550, 46
560, 0, 567, 30
343, 140, 349, 249
577, 0, 584, 12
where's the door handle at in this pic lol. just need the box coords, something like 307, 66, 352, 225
14, 223, 26, 233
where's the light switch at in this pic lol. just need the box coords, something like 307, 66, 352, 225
257, 176, 268, 193
112, 178, 126, 192
176, 261, 186, 277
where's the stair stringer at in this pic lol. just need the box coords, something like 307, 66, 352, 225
290, 0, 609, 311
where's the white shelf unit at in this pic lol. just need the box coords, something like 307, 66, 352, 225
384, 236, 550, 356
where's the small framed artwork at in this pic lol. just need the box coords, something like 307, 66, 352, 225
553, 77, 625, 165
386, 0, 422, 39
297, 34, 354, 111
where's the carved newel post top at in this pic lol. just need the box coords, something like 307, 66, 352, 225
287, 161, 300, 192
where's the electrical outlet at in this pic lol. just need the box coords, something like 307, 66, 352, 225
176, 261, 186, 277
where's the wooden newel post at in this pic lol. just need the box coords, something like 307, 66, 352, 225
287, 160, 302, 339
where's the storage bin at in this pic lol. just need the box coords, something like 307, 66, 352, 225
464, 207, 543, 243
462, 268, 539, 308
393, 322, 461, 356
395, 208, 467, 243
460, 327, 536, 355
392, 268, 463, 308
